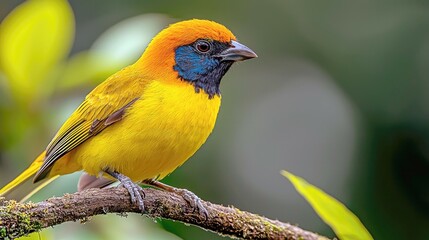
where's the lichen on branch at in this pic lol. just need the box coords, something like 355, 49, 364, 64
0, 187, 329, 240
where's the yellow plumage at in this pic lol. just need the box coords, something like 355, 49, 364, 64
0, 19, 256, 202
72, 76, 221, 181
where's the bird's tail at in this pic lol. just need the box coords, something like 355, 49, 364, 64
0, 151, 58, 202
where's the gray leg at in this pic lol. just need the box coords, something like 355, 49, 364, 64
105, 170, 145, 212
143, 179, 208, 218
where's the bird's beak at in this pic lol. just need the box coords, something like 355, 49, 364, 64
216, 40, 257, 62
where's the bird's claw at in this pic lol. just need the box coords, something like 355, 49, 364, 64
174, 188, 208, 218
108, 170, 145, 213
120, 181, 145, 212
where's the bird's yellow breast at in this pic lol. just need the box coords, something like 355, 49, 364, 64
70, 80, 221, 181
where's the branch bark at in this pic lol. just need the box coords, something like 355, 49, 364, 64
0, 187, 329, 240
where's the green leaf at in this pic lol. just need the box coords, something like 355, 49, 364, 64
17, 230, 51, 240
0, 0, 74, 105
281, 170, 373, 240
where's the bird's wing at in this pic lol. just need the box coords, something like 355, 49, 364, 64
34, 70, 147, 182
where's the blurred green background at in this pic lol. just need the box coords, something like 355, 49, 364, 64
1, 0, 429, 239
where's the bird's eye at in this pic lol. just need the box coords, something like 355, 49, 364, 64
195, 40, 211, 53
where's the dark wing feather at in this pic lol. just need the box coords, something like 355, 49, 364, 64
33, 70, 146, 182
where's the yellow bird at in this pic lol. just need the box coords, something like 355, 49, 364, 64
0, 19, 257, 211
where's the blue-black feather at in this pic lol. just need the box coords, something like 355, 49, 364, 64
173, 41, 233, 99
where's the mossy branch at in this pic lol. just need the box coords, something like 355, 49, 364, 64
0, 187, 329, 240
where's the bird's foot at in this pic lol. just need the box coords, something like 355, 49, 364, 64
106, 170, 145, 212
172, 188, 208, 218
142, 179, 208, 218
119, 179, 145, 212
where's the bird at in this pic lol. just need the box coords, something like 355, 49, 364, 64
0, 19, 257, 212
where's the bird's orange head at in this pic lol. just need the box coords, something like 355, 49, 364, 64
136, 19, 257, 98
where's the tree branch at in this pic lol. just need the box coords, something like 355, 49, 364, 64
0, 187, 329, 239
